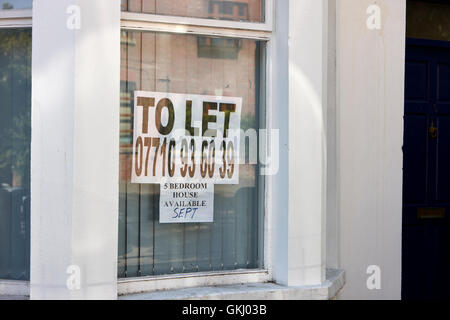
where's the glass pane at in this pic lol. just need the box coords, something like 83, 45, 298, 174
0, 0, 32, 10
118, 31, 264, 277
407, 0, 450, 41
0, 29, 31, 281
121, 0, 265, 23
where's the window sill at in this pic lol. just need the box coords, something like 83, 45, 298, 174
0, 280, 29, 298
119, 269, 345, 300
0, 270, 345, 300
118, 269, 271, 296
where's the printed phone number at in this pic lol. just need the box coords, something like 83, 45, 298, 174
134, 137, 236, 180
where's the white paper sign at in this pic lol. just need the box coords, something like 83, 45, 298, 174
131, 91, 242, 185
159, 182, 214, 223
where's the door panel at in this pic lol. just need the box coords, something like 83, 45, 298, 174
437, 63, 450, 102
403, 114, 428, 203
405, 61, 429, 101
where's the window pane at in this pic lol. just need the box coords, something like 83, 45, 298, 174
407, 0, 450, 42
0, 29, 31, 281
121, 0, 265, 23
0, 0, 32, 10
118, 31, 265, 277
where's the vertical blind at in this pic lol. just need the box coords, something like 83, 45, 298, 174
0, 29, 31, 281
118, 31, 265, 278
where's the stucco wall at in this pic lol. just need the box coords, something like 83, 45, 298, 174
337, 0, 406, 299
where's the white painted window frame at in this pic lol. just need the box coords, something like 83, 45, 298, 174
0, 9, 32, 28
118, 1, 275, 295
121, 0, 273, 35
0, 1, 275, 296
0, 0, 337, 299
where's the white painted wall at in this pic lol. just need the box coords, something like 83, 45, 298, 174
336, 0, 406, 299
271, 0, 328, 287
288, 0, 328, 286
31, 0, 120, 299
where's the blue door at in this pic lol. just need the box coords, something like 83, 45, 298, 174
403, 39, 450, 300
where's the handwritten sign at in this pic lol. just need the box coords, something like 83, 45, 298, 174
160, 183, 214, 223
131, 91, 241, 185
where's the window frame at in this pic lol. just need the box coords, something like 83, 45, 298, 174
0, 9, 31, 28
0, 1, 275, 294
121, 0, 273, 35
118, 0, 274, 294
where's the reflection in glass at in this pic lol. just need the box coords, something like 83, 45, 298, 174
118, 31, 265, 277
407, 0, 450, 42
121, 0, 264, 23
0, 0, 32, 10
0, 29, 31, 281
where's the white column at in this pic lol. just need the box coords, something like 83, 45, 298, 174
30, 0, 121, 299
337, 0, 405, 299
271, 0, 328, 287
